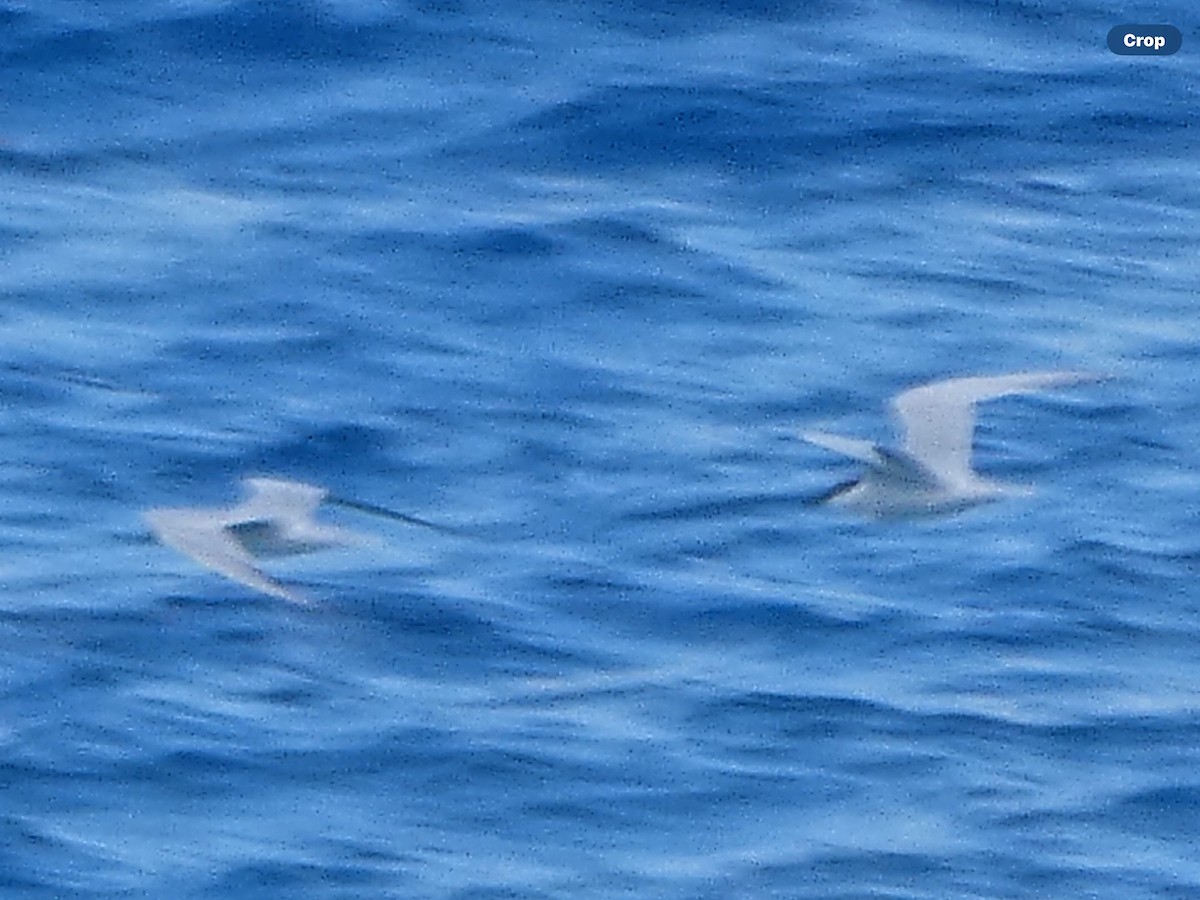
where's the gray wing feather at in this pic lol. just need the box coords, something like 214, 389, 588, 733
891, 371, 1097, 485
144, 508, 306, 604
239, 478, 327, 519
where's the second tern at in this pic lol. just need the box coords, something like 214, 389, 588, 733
802, 371, 1100, 518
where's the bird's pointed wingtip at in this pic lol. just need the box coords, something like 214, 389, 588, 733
1029, 369, 1108, 384
272, 584, 314, 606
800, 430, 883, 465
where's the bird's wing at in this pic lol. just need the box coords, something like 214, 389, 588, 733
800, 430, 887, 465
238, 478, 328, 519
144, 508, 306, 604
891, 371, 1096, 485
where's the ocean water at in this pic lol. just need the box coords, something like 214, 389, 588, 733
2, 1, 1199, 897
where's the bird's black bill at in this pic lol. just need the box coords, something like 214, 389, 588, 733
327, 495, 458, 535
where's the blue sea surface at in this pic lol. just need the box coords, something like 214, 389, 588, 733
2, 1, 1199, 897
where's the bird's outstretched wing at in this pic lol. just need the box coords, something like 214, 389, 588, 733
238, 478, 327, 519
143, 508, 307, 604
891, 371, 1097, 486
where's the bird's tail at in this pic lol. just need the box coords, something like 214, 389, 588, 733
326, 495, 459, 535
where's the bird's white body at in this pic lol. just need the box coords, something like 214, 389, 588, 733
803, 371, 1098, 518
144, 478, 367, 603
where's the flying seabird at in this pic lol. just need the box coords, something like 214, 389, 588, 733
144, 477, 446, 603
802, 371, 1101, 518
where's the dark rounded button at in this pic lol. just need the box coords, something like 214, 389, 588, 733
1108, 24, 1182, 55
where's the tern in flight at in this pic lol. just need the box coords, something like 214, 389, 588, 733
144, 477, 447, 603
802, 371, 1100, 518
